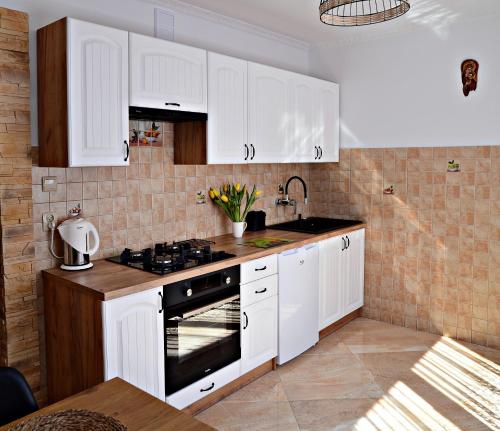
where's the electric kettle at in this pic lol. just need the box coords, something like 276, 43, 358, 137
57, 217, 100, 271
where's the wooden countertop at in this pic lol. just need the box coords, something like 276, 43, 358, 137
43, 224, 366, 301
0, 378, 213, 431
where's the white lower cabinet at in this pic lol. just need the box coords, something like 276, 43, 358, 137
319, 228, 365, 330
102, 287, 165, 400
166, 361, 240, 410
241, 292, 278, 375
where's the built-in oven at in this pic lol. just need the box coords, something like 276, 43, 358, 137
163, 265, 240, 395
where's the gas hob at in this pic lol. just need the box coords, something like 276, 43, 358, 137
107, 239, 235, 275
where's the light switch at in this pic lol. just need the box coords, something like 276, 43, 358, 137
42, 176, 57, 192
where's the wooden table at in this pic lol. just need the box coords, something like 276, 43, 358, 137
0, 378, 214, 431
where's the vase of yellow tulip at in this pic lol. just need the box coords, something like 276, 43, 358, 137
209, 183, 261, 238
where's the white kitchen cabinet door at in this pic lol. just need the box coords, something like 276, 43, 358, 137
102, 287, 165, 400
315, 80, 339, 163
241, 295, 278, 375
68, 19, 129, 167
207, 52, 248, 164
318, 235, 344, 330
343, 229, 365, 315
292, 75, 317, 163
129, 33, 207, 113
248, 62, 293, 163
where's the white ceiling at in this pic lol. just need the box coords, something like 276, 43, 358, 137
158, 0, 500, 45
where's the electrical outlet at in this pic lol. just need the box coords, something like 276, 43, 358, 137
42, 213, 55, 232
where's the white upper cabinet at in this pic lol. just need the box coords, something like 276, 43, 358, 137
315, 80, 340, 163
292, 75, 317, 163
102, 287, 165, 400
68, 19, 129, 167
248, 62, 293, 163
207, 52, 248, 164
129, 33, 207, 113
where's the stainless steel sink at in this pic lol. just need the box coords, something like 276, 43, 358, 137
268, 217, 363, 234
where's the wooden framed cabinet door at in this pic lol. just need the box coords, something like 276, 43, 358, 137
241, 295, 278, 375
318, 235, 343, 330
102, 287, 165, 400
129, 33, 207, 113
67, 19, 130, 167
207, 52, 248, 164
248, 62, 293, 163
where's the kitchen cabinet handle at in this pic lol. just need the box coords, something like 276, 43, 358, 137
165, 102, 181, 107
254, 266, 267, 271
255, 288, 267, 294
243, 312, 249, 329
314, 146, 319, 160
158, 292, 164, 314
346, 235, 350, 249
341, 237, 346, 251
124, 140, 130, 162
250, 144, 255, 160
200, 382, 215, 392
244, 144, 249, 161
319, 146, 323, 159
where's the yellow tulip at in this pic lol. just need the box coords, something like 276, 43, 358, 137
255, 190, 262, 197
213, 189, 220, 197
221, 195, 229, 203
209, 190, 215, 199
223, 184, 229, 193
235, 183, 241, 192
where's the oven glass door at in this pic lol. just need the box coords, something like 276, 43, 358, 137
165, 291, 240, 395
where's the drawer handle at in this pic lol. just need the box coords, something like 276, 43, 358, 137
255, 288, 267, 294
255, 266, 267, 272
200, 382, 215, 392
243, 311, 249, 330
165, 102, 181, 107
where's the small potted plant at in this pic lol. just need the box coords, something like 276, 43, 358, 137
209, 183, 261, 238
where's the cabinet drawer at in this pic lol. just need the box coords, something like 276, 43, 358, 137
166, 361, 240, 410
241, 254, 278, 284
241, 274, 278, 308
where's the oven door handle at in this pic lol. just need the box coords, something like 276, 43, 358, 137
200, 382, 215, 392
182, 294, 240, 319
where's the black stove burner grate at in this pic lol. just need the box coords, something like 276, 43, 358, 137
106, 239, 235, 275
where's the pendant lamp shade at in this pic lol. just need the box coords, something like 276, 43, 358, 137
320, 0, 410, 26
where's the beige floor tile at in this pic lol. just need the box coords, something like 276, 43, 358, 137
197, 401, 300, 431
290, 398, 378, 431
196, 318, 500, 431
224, 371, 288, 402
337, 318, 438, 354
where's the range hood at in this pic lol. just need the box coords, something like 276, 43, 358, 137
129, 106, 207, 123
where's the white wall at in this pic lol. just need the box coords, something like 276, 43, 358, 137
3, 0, 309, 146
309, 15, 500, 148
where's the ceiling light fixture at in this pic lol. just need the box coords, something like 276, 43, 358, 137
320, 0, 410, 26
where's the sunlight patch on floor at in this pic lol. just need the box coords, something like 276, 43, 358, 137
354, 337, 500, 430
354, 381, 459, 430
412, 338, 500, 430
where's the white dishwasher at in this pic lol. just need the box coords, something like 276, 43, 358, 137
278, 243, 319, 364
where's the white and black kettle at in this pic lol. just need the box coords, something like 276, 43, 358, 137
57, 216, 100, 271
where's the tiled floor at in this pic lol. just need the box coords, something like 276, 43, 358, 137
196, 318, 500, 430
